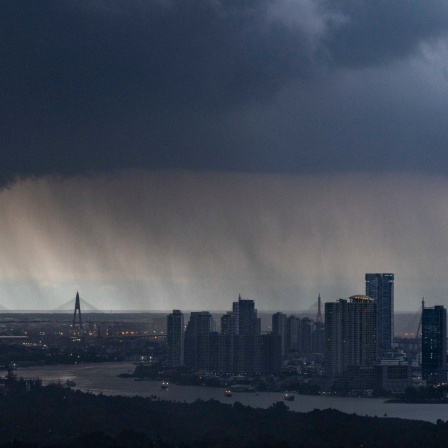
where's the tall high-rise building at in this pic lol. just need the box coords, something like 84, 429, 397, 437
167, 310, 184, 367
272, 312, 287, 354
221, 312, 237, 336
258, 333, 282, 374
232, 295, 261, 335
300, 317, 314, 354
422, 305, 447, 382
219, 312, 237, 372
232, 295, 261, 373
184, 312, 215, 370
312, 321, 325, 354
365, 273, 394, 350
286, 315, 300, 351
325, 295, 377, 378
209, 332, 224, 372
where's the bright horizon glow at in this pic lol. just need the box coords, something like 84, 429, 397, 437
0, 170, 446, 312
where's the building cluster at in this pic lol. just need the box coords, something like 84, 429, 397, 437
322, 273, 419, 393
168, 296, 282, 374
167, 272, 448, 394
167, 295, 333, 376
272, 306, 325, 356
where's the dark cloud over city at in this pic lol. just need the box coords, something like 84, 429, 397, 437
1, 1, 448, 310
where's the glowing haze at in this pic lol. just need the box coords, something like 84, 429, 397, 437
0, 171, 447, 311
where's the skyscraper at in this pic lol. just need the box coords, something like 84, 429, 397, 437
312, 321, 325, 354
325, 295, 377, 378
300, 317, 314, 354
219, 312, 238, 372
221, 312, 237, 336
184, 311, 215, 370
167, 310, 184, 367
422, 305, 447, 382
232, 295, 261, 373
365, 273, 394, 350
272, 312, 287, 354
286, 315, 300, 351
258, 333, 282, 374
232, 295, 261, 335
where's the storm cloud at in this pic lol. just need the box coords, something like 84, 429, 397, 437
323, 0, 448, 67
2, 1, 448, 184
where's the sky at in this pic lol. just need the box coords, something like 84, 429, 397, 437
1, 1, 448, 311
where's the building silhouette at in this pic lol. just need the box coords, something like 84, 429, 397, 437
221, 312, 237, 336
286, 315, 300, 351
325, 295, 377, 379
272, 312, 287, 354
422, 305, 447, 382
312, 321, 325, 354
232, 296, 261, 373
365, 273, 394, 350
258, 333, 282, 374
233, 295, 261, 335
184, 312, 215, 370
209, 331, 224, 372
219, 312, 237, 371
167, 310, 184, 367
181, 295, 284, 374
272, 312, 324, 356
300, 317, 314, 354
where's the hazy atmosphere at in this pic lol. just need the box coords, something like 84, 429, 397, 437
2, 1, 448, 311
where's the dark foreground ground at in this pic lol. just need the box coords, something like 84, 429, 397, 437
0, 386, 447, 448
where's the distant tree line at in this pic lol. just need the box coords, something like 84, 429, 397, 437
0, 386, 447, 447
